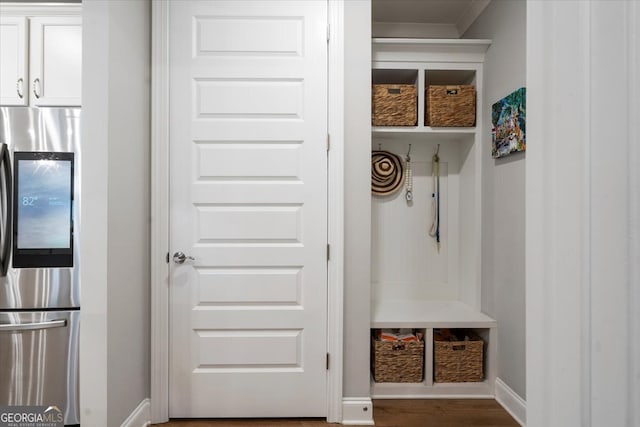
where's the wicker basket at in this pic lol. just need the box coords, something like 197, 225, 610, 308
426, 85, 476, 127
372, 84, 417, 126
434, 329, 484, 383
371, 336, 424, 383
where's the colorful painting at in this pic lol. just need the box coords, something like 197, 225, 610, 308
491, 87, 526, 159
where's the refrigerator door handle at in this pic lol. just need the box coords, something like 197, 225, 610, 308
0, 142, 11, 276
0, 319, 67, 332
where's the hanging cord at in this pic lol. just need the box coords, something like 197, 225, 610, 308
428, 144, 441, 253
405, 144, 413, 203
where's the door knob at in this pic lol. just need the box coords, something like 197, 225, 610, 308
173, 251, 195, 264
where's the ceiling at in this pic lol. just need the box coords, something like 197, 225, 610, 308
372, 0, 491, 37
372, 0, 473, 23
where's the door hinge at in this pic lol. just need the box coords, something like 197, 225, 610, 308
327, 244, 330, 261
327, 24, 330, 43
326, 352, 330, 370
327, 134, 330, 152
166, 252, 169, 263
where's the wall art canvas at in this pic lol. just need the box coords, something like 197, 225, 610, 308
491, 87, 526, 158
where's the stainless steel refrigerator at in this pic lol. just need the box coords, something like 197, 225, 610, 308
0, 107, 80, 426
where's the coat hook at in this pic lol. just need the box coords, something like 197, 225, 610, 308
406, 144, 412, 157
378, 143, 382, 151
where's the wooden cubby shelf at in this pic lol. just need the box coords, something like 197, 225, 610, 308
372, 126, 477, 135
370, 38, 495, 398
371, 300, 497, 398
372, 300, 496, 329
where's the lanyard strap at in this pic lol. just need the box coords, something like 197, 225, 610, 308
428, 144, 441, 253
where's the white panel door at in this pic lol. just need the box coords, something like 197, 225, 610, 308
29, 17, 82, 106
0, 17, 28, 106
168, 0, 328, 418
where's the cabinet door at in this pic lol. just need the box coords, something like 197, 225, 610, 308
29, 16, 81, 106
0, 17, 29, 106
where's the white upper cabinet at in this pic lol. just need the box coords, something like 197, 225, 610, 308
0, 10, 81, 107
0, 17, 28, 106
29, 17, 82, 106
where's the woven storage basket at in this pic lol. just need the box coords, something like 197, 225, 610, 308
372, 84, 417, 126
434, 329, 484, 383
371, 337, 424, 383
426, 85, 476, 127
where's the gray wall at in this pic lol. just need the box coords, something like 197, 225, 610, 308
464, 0, 526, 399
105, 0, 151, 424
79, 2, 109, 422
81, 1, 151, 425
343, 0, 372, 398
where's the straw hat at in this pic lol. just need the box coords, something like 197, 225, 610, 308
371, 150, 404, 195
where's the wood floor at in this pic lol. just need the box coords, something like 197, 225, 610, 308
155, 399, 519, 426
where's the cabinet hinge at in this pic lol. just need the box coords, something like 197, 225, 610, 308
326, 352, 330, 370
327, 24, 330, 43
327, 244, 330, 261
327, 134, 330, 152
166, 252, 169, 263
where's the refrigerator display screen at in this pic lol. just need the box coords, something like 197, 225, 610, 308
13, 152, 74, 268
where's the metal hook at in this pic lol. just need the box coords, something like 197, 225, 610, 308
406, 144, 412, 159
378, 143, 382, 151
433, 143, 440, 162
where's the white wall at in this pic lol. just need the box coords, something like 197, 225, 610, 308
343, 0, 372, 398
527, 1, 639, 426
463, 0, 526, 400
80, 1, 151, 425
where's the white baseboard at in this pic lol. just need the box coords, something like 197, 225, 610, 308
341, 397, 374, 425
121, 398, 151, 427
495, 378, 526, 426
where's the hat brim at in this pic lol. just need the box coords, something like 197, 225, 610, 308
371, 150, 404, 196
